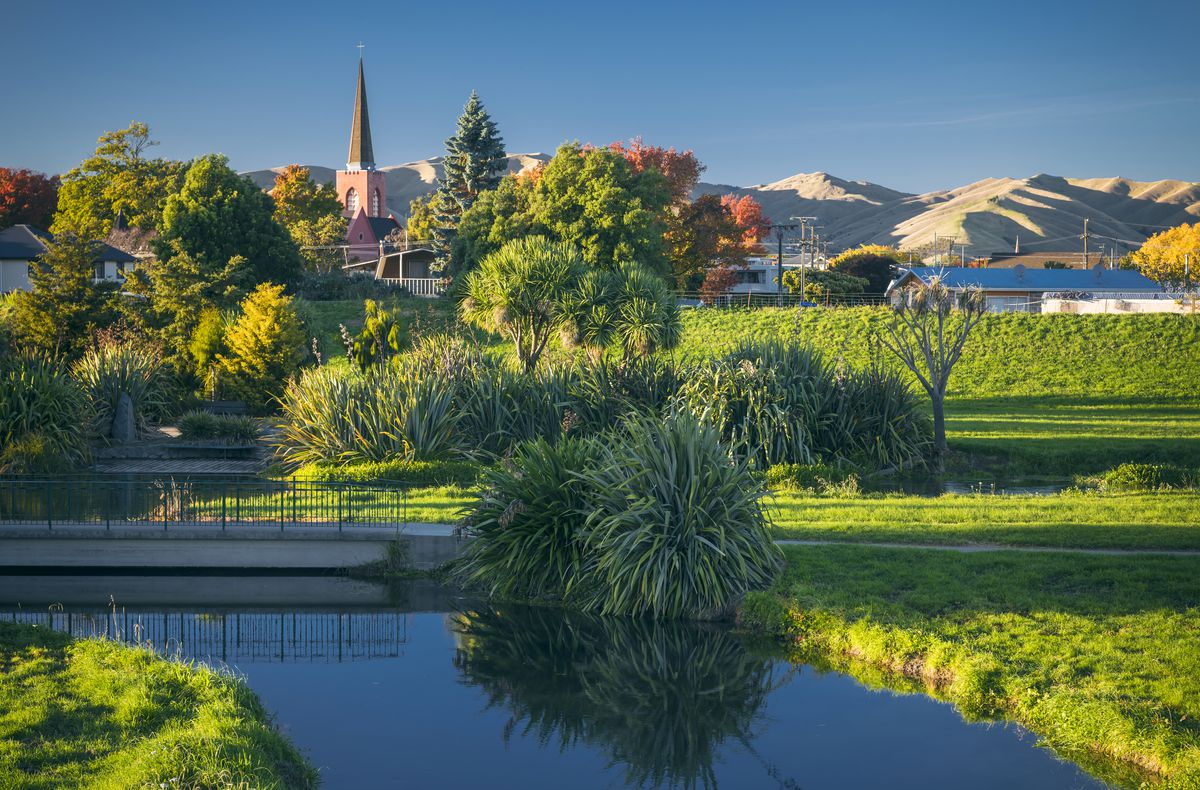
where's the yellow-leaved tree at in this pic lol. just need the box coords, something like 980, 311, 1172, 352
216, 283, 308, 409
1131, 222, 1200, 286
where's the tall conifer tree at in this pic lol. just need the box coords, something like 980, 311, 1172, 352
434, 92, 506, 264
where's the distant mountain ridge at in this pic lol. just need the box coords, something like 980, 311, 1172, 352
242, 157, 1200, 255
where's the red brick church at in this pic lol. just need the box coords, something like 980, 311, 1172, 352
337, 58, 400, 261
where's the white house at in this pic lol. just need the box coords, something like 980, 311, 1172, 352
885, 264, 1168, 313
0, 224, 138, 293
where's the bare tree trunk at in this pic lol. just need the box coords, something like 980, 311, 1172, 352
930, 388, 948, 471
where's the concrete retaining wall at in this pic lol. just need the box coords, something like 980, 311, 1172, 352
0, 524, 465, 571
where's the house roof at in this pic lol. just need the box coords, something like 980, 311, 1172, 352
0, 224, 137, 263
984, 252, 1093, 269
886, 265, 1162, 295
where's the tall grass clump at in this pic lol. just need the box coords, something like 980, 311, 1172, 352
675, 341, 929, 472
578, 412, 783, 618
73, 344, 176, 441
273, 363, 461, 467
456, 412, 783, 619
0, 355, 91, 473
455, 436, 604, 600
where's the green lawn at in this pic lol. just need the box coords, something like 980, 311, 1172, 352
767, 491, 1200, 550
741, 546, 1200, 788
0, 622, 315, 789
946, 397, 1200, 475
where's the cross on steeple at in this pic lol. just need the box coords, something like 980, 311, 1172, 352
356, 42, 364, 59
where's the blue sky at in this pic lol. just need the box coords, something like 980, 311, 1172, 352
4, 0, 1198, 193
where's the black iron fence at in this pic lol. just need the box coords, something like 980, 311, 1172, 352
2, 608, 409, 663
0, 477, 410, 531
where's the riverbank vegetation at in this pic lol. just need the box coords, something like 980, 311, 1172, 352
0, 621, 315, 789
456, 412, 782, 618
741, 545, 1200, 788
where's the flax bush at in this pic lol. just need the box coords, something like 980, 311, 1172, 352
73, 344, 176, 441
0, 355, 91, 473
456, 412, 783, 619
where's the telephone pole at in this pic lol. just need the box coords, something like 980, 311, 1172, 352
788, 216, 817, 301
1082, 218, 1090, 267
768, 222, 800, 304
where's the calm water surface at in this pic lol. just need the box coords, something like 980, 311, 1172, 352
0, 574, 1108, 790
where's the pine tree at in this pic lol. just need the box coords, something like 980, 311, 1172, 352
434, 91, 507, 264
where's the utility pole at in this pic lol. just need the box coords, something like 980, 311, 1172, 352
788, 216, 817, 301
768, 222, 799, 304
1082, 218, 1090, 267
960, 245, 967, 266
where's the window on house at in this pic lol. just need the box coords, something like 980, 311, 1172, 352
346, 188, 359, 214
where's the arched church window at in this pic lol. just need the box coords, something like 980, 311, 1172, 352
346, 188, 359, 214
372, 189, 381, 217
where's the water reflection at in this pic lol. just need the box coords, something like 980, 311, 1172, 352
451, 605, 794, 789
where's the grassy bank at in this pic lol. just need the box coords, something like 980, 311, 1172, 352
0, 622, 315, 789
768, 490, 1200, 550
741, 545, 1200, 788
675, 309, 1200, 399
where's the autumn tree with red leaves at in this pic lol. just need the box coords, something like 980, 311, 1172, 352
609, 138, 704, 205
721, 194, 769, 253
0, 168, 60, 230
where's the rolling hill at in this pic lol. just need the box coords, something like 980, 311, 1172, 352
242, 158, 1200, 256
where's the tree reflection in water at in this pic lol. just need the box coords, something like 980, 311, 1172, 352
451, 605, 799, 789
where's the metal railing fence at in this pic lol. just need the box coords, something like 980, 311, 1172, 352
676, 291, 889, 308
0, 477, 409, 531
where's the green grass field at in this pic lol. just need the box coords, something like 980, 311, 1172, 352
945, 397, 1200, 474
0, 622, 315, 789
768, 491, 1200, 550
742, 546, 1200, 788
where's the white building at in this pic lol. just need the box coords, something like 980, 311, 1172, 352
0, 224, 138, 293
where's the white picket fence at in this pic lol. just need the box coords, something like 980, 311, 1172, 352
379, 278, 446, 297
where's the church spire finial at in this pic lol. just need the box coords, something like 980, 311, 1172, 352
347, 51, 375, 171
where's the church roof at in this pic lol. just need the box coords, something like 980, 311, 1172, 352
347, 60, 375, 169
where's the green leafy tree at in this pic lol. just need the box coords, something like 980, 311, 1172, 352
460, 236, 585, 371
535, 144, 672, 275
52, 122, 187, 238
434, 92, 507, 259
405, 193, 442, 244
828, 245, 905, 294
270, 165, 347, 272
342, 299, 408, 370
129, 239, 255, 370
154, 155, 303, 286
216, 283, 308, 408
8, 234, 115, 359
783, 268, 870, 301
188, 307, 227, 386
453, 172, 540, 272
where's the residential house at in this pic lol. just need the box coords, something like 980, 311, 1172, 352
0, 224, 137, 293
886, 265, 1166, 313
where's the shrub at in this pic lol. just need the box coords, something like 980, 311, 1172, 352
216, 283, 308, 410
292, 458, 483, 487
73, 344, 176, 441
177, 410, 260, 443
457, 413, 783, 619
0, 356, 91, 473
455, 436, 605, 601
342, 299, 409, 371
1098, 463, 1193, 492
272, 363, 462, 467
578, 412, 783, 618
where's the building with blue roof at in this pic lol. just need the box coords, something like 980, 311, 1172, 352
885, 264, 1166, 313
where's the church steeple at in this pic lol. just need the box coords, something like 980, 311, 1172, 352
347, 57, 375, 171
